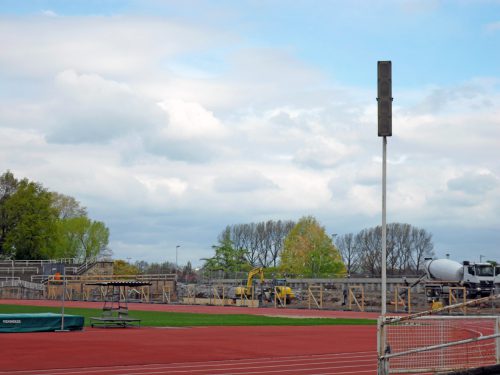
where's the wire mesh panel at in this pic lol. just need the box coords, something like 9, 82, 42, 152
384, 316, 499, 373
378, 294, 500, 374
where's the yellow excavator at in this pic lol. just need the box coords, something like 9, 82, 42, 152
235, 267, 295, 304
235, 267, 264, 299
269, 278, 295, 304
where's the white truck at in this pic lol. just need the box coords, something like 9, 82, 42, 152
423, 258, 497, 303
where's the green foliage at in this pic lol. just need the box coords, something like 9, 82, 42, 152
113, 259, 140, 275
50, 192, 87, 219
0, 170, 110, 260
280, 216, 346, 277
51, 217, 109, 261
203, 228, 251, 275
3, 179, 58, 260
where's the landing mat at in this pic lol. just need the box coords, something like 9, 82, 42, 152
0, 313, 84, 332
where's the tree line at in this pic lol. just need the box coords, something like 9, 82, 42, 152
203, 218, 434, 278
114, 259, 197, 282
336, 223, 434, 277
0, 171, 110, 260
204, 216, 345, 277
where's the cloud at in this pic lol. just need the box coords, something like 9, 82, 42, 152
447, 171, 498, 195
294, 136, 358, 169
0, 15, 230, 77
213, 169, 277, 193
46, 69, 165, 144
484, 21, 500, 32
157, 100, 227, 140
42, 10, 58, 17
0, 10, 499, 265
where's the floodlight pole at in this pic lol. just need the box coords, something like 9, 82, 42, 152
381, 136, 387, 316
377, 60, 392, 375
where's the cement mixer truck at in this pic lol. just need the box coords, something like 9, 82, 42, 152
423, 258, 497, 303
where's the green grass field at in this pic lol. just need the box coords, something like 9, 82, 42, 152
0, 304, 376, 327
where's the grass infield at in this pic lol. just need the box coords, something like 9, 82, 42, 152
0, 304, 376, 327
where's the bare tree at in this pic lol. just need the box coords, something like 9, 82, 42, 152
353, 223, 433, 276
219, 220, 295, 267
357, 227, 382, 277
335, 233, 360, 276
410, 227, 434, 272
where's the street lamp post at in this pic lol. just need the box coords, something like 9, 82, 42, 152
176, 245, 180, 270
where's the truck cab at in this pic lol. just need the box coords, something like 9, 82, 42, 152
494, 265, 500, 289
462, 261, 495, 297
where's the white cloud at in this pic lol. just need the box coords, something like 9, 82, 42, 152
46, 69, 165, 144
213, 169, 277, 193
157, 100, 227, 140
42, 10, 58, 17
294, 136, 358, 169
0, 16, 230, 77
0, 11, 499, 264
484, 21, 500, 32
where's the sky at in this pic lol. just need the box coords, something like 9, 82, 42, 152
1, 0, 499, 266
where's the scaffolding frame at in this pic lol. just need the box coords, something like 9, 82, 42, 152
307, 284, 324, 309
274, 286, 287, 308
394, 286, 411, 314
210, 284, 226, 306
348, 285, 364, 312
449, 286, 467, 314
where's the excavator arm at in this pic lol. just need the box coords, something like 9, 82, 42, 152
246, 267, 264, 289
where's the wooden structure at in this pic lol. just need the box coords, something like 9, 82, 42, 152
46, 274, 175, 303
273, 286, 287, 308
307, 284, 324, 309
210, 284, 226, 306
449, 286, 467, 314
394, 286, 411, 313
88, 281, 151, 328
348, 285, 365, 312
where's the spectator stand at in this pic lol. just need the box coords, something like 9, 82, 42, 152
87, 281, 152, 328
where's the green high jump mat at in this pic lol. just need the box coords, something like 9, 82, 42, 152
0, 313, 84, 333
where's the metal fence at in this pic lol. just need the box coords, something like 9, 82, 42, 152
378, 295, 500, 374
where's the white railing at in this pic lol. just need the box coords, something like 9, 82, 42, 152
0, 278, 45, 291
378, 295, 500, 375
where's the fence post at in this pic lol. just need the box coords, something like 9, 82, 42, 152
377, 316, 389, 375
496, 316, 500, 364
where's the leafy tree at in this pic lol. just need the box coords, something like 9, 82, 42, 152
280, 216, 345, 277
203, 228, 250, 276
113, 259, 140, 275
3, 179, 58, 260
0, 170, 111, 260
50, 216, 110, 261
0, 171, 19, 258
50, 192, 87, 219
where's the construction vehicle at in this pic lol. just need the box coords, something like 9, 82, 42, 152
235, 268, 295, 304
423, 258, 497, 304
235, 267, 264, 300
263, 278, 295, 304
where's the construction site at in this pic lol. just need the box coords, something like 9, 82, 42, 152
1, 258, 499, 315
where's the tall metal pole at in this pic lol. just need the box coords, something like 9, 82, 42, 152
381, 136, 387, 316
57, 262, 69, 332
377, 60, 392, 375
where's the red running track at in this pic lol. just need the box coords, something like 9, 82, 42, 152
0, 300, 378, 374
0, 299, 380, 319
